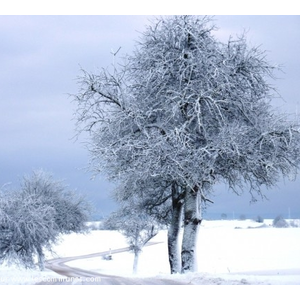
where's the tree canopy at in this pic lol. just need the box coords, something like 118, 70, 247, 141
75, 15, 300, 202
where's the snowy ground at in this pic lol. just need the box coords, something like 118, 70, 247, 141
1, 219, 300, 286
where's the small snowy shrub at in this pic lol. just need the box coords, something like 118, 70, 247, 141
289, 220, 299, 228
239, 214, 246, 220
273, 215, 289, 228
255, 215, 264, 223
221, 213, 227, 220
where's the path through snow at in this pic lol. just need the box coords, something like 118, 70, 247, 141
38, 242, 188, 285
38, 242, 271, 285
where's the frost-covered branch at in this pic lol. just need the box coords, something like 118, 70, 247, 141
73, 15, 300, 273
0, 170, 90, 270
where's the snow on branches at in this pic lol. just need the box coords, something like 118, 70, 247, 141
73, 15, 300, 273
0, 170, 90, 270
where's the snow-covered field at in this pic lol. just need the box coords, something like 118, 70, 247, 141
1, 219, 300, 286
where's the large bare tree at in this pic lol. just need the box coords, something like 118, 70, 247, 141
74, 16, 300, 273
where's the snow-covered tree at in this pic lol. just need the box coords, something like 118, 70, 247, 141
20, 169, 90, 235
0, 187, 57, 270
74, 15, 300, 273
104, 202, 160, 274
0, 170, 90, 270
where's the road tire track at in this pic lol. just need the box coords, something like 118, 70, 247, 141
38, 242, 186, 285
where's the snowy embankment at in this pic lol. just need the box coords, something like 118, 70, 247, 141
1, 219, 300, 285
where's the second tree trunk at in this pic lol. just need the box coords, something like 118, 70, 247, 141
181, 186, 202, 273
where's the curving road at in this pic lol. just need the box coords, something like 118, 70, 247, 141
38, 242, 186, 285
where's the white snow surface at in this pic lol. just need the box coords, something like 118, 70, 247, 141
1, 219, 300, 285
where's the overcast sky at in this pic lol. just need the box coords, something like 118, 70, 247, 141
1, 15, 300, 219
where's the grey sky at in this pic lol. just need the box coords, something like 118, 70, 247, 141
1, 15, 300, 219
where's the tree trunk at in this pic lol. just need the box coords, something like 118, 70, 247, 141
133, 249, 140, 274
167, 182, 184, 274
181, 186, 202, 273
36, 246, 45, 271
